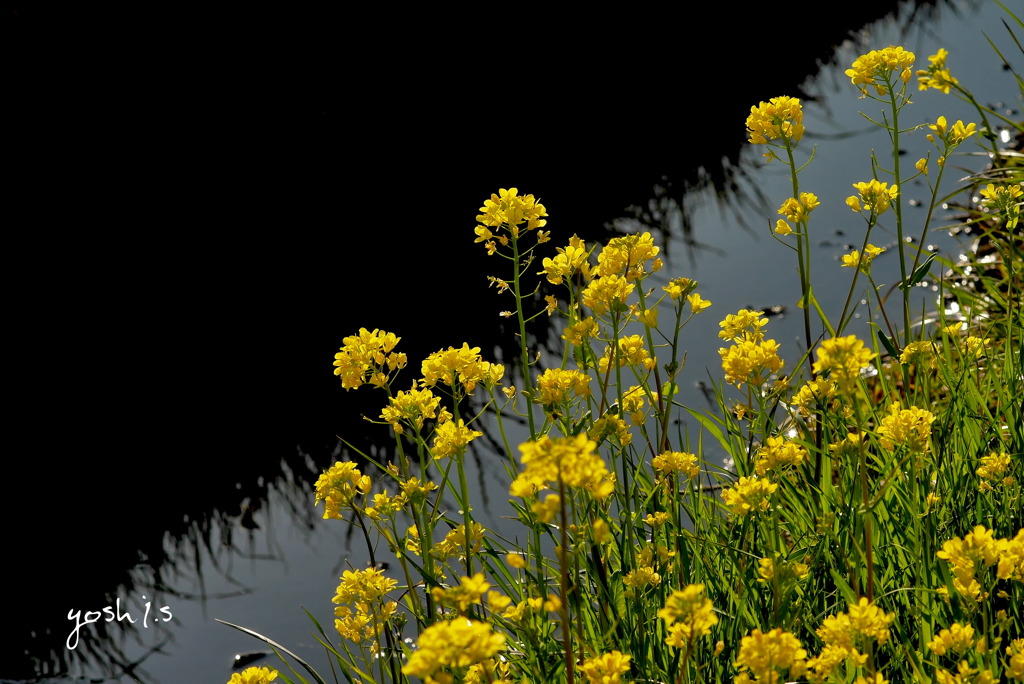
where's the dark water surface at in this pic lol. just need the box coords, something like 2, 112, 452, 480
6, 1, 1018, 681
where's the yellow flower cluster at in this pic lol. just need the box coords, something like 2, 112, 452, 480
500, 594, 560, 623
746, 96, 805, 145
402, 618, 506, 682
1006, 639, 1024, 680
719, 309, 768, 343
927, 623, 976, 656
332, 328, 407, 390
734, 628, 807, 684
877, 403, 935, 453
580, 650, 632, 684
540, 234, 592, 285
722, 476, 777, 517
841, 244, 885, 275
623, 566, 662, 593
431, 418, 483, 459
598, 335, 656, 373
582, 274, 635, 316
332, 568, 399, 643
845, 46, 916, 96
791, 378, 837, 413
535, 367, 591, 407
899, 340, 935, 366
562, 316, 599, 346
510, 434, 615, 500
380, 384, 442, 434
227, 667, 278, 684
813, 335, 873, 393
719, 338, 784, 387
595, 232, 662, 281
315, 461, 372, 520
980, 183, 1023, 229
778, 192, 821, 224
846, 179, 899, 215
753, 436, 808, 476
430, 573, 491, 614
937, 526, 1024, 600
421, 343, 504, 393
756, 555, 809, 585
928, 116, 977, 147
663, 276, 697, 300
817, 597, 896, 650
917, 48, 960, 93
976, 451, 1015, 491
431, 522, 487, 561
474, 187, 548, 252
652, 450, 700, 482
657, 584, 718, 648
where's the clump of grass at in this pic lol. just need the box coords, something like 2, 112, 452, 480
224, 7, 1023, 683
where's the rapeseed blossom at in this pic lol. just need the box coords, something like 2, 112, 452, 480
936, 525, 1002, 600
380, 384, 441, 434
722, 476, 777, 517
719, 338, 784, 387
927, 116, 978, 147
899, 340, 935, 366
841, 244, 885, 275
846, 179, 899, 215
476, 188, 547, 238
757, 555, 810, 585
877, 403, 935, 452
754, 436, 808, 476
227, 667, 278, 684
596, 232, 661, 281
421, 343, 504, 393
662, 277, 696, 300
927, 623, 976, 656
431, 522, 487, 561
431, 418, 483, 459
582, 274, 635, 316
917, 48, 959, 93
719, 309, 769, 343
430, 573, 490, 613
332, 328, 406, 390
598, 335, 656, 373
510, 433, 615, 500
791, 378, 837, 413
536, 367, 591, 407
652, 450, 700, 482
845, 46, 916, 96
562, 316, 599, 345
816, 598, 896, 650
976, 451, 1015, 491
734, 628, 807, 684
746, 96, 805, 145
813, 335, 873, 392
541, 234, 592, 285
402, 619, 506, 681
657, 584, 718, 647
778, 193, 821, 223
332, 568, 399, 643
315, 461, 372, 519
580, 650, 632, 684
979, 183, 1023, 229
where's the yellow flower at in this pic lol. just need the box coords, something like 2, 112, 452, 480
541, 234, 592, 284
421, 343, 503, 393
979, 183, 1023, 229
927, 623, 976, 656
623, 565, 662, 591
402, 619, 505, 680
917, 48, 959, 93
598, 335, 656, 373
916, 157, 929, 175
652, 450, 700, 481
841, 243, 885, 274
315, 461, 372, 519
506, 552, 526, 569
719, 338, 784, 387
817, 598, 896, 650
791, 378, 837, 412
877, 403, 935, 452
778, 193, 821, 223
430, 573, 491, 613
899, 340, 935, 365
536, 367, 592, 407
227, 667, 279, 684
734, 628, 807, 683
757, 555, 810, 584
976, 451, 1014, 490
380, 384, 441, 433
754, 436, 807, 475
663, 277, 696, 300
847, 180, 899, 215
431, 418, 483, 459
1006, 639, 1024, 680
658, 584, 718, 647
332, 328, 405, 390
775, 219, 793, 236
813, 335, 873, 392
928, 116, 978, 146
719, 308, 768, 343
746, 96, 805, 145
936, 526, 1007, 600
688, 292, 712, 313
476, 187, 547, 237
511, 433, 615, 500
562, 316, 599, 345
595, 232, 661, 281
582, 274, 635, 316
846, 46, 916, 96
580, 650, 632, 684
722, 476, 777, 516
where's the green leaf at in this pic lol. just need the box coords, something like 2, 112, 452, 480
876, 328, 899, 360
899, 253, 937, 291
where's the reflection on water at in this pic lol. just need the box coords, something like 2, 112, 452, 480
7, 0, 1017, 680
